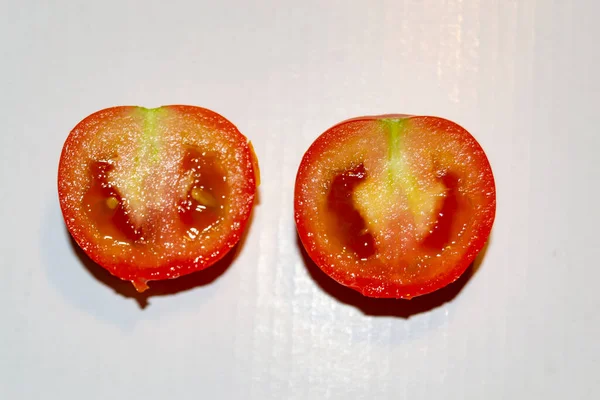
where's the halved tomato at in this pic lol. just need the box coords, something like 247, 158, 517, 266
295, 115, 496, 299
58, 105, 259, 292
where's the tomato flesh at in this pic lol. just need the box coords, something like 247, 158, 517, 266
58, 106, 258, 291
295, 115, 496, 299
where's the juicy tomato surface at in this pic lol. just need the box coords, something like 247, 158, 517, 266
294, 115, 496, 299
58, 105, 259, 292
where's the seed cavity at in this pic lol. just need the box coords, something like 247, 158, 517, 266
178, 149, 228, 240
327, 163, 376, 260
422, 172, 461, 250
83, 160, 144, 243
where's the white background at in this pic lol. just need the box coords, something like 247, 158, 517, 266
1, 0, 599, 398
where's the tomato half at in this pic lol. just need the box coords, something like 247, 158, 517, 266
58, 106, 259, 292
294, 115, 496, 299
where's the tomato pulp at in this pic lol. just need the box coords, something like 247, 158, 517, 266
58, 106, 259, 292
294, 116, 496, 299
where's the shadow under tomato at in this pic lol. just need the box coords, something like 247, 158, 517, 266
298, 235, 489, 318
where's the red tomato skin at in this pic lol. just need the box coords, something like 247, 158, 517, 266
294, 115, 496, 299
58, 106, 259, 291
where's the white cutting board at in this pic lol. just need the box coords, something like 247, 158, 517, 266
1, 1, 598, 398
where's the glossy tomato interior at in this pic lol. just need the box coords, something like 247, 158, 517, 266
58, 106, 258, 291
295, 116, 496, 299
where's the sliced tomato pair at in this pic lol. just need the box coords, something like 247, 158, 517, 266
58, 106, 259, 292
294, 115, 496, 299
59, 108, 495, 299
